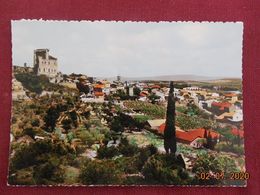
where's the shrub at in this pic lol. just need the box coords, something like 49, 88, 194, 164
136, 144, 158, 171
79, 159, 122, 185
141, 154, 190, 185
33, 157, 64, 185
118, 137, 139, 157
114, 156, 139, 174
15, 73, 48, 94
23, 127, 37, 138
97, 146, 119, 159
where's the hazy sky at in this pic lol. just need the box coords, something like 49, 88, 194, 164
12, 20, 243, 78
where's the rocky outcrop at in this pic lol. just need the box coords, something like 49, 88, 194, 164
12, 77, 29, 100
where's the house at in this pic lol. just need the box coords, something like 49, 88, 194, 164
138, 96, 148, 102
140, 91, 149, 97
93, 84, 104, 97
228, 109, 243, 122
224, 93, 238, 103
158, 124, 220, 148
215, 109, 242, 124
146, 119, 166, 130
211, 101, 234, 115
151, 85, 161, 89
211, 93, 220, 98
155, 91, 166, 102
216, 112, 235, 120
129, 87, 134, 96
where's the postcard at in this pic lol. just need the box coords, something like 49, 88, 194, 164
8, 20, 246, 186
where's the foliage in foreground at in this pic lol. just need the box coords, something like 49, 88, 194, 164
142, 153, 191, 185
79, 159, 123, 185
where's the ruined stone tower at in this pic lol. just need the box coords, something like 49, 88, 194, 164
33, 49, 58, 78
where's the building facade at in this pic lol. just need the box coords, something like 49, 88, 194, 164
33, 49, 58, 78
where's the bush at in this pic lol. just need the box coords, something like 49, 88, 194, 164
15, 73, 48, 94
61, 118, 72, 132
141, 154, 190, 185
136, 144, 158, 171
23, 127, 37, 138
97, 146, 119, 159
10, 144, 37, 170
33, 157, 64, 185
114, 156, 139, 174
79, 159, 122, 185
118, 137, 139, 157
10, 140, 67, 171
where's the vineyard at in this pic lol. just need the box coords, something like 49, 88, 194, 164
123, 101, 166, 119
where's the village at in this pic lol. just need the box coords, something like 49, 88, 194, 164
9, 49, 245, 186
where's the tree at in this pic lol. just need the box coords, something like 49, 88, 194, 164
118, 137, 138, 157
110, 117, 123, 133
61, 118, 72, 132
164, 81, 177, 155
148, 93, 160, 104
23, 126, 37, 138
69, 110, 78, 128
76, 82, 90, 94
44, 106, 60, 132
133, 87, 141, 96
204, 130, 216, 150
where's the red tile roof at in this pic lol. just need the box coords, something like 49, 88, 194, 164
212, 101, 232, 110
158, 124, 220, 143
94, 92, 104, 96
140, 91, 149, 97
231, 128, 244, 138
224, 93, 237, 97
94, 84, 104, 89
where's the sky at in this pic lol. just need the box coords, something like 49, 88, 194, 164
12, 20, 243, 78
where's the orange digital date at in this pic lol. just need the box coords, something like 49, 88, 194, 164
197, 172, 250, 180
229, 172, 250, 180
197, 172, 224, 180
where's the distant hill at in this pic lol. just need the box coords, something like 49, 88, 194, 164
96, 74, 241, 82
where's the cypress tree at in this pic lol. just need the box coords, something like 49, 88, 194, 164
164, 81, 177, 154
